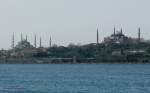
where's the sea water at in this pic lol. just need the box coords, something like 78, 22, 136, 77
0, 64, 150, 93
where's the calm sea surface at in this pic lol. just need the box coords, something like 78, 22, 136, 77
0, 64, 150, 93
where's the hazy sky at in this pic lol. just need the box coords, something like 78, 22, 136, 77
0, 0, 150, 49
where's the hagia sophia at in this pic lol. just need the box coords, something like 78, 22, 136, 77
103, 27, 142, 44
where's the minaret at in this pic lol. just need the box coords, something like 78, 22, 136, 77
114, 27, 116, 35
12, 33, 15, 49
26, 35, 28, 41
121, 28, 123, 34
21, 33, 23, 41
97, 28, 99, 44
34, 34, 37, 48
40, 37, 42, 48
50, 36, 52, 48
138, 27, 141, 41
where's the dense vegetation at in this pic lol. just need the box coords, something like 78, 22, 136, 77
47, 43, 97, 58
46, 42, 150, 58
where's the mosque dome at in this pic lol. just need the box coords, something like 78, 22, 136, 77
15, 40, 33, 49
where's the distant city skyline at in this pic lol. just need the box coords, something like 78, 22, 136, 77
10, 27, 144, 49
0, 0, 150, 49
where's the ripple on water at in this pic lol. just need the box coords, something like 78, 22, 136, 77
0, 64, 149, 93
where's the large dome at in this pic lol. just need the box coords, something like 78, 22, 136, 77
15, 40, 33, 49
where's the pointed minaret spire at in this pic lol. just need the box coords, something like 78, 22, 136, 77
114, 27, 116, 35
97, 27, 99, 44
12, 33, 15, 49
40, 37, 42, 48
34, 34, 37, 48
21, 33, 23, 41
26, 35, 28, 41
138, 27, 141, 41
50, 36, 52, 48
121, 28, 123, 34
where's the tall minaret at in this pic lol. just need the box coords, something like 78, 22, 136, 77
12, 33, 15, 49
121, 28, 123, 34
97, 28, 99, 44
21, 33, 23, 41
138, 27, 141, 41
34, 34, 37, 48
40, 37, 42, 48
26, 35, 28, 41
114, 27, 116, 35
50, 36, 52, 48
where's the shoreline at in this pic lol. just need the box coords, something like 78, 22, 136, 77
0, 62, 150, 64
